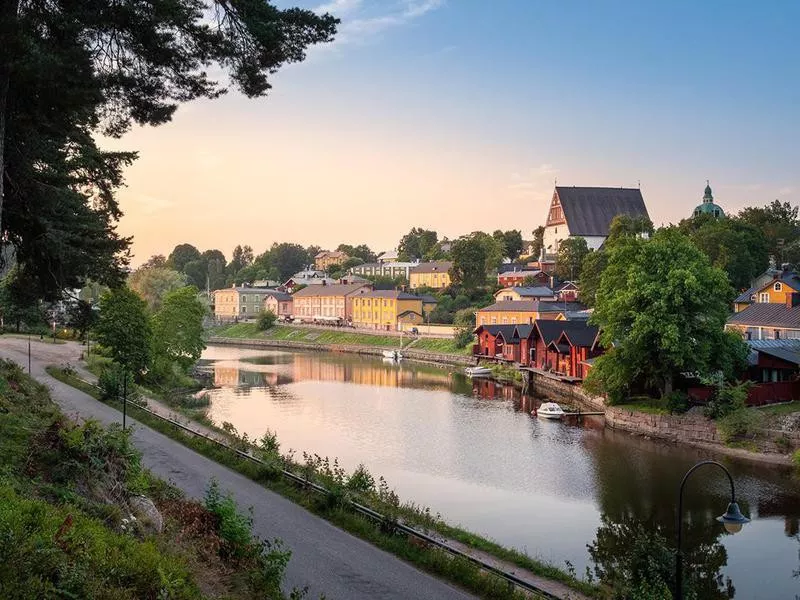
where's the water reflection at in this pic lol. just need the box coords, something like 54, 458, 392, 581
200, 345, 800, 599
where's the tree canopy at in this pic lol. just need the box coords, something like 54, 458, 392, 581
450, 234, 489, 290
398, 228, 438, 261
555, 237, 589, 281
585, 229, 749, 401
528, 226, 545, 259
151, 286, 206, 376
492, 230, 524, 261
738, 200, 800, 260
128, 266, 187, 311
336, 243, 375, 263
0, 0, 338, 298
95, 287, 151, 375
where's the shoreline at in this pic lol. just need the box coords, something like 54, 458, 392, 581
208, 336, 797, 468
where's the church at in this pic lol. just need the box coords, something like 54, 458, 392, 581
543, 186, 650, 254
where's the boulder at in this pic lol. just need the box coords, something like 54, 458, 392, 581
128, 495, 163, 534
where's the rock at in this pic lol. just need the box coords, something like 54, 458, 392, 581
128, 495, 163, 534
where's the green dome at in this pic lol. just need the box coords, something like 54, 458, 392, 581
693, 181, 725, 218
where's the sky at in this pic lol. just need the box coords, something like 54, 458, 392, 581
102, 0, 800, 265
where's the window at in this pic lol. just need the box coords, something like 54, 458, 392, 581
491, 317, 497, 324
775, 282, 783, 292
241, 295, 247, 302
242, 306, 247, 313
480, 318, 485, 325
759, 292, 770, 303
511, 318, 517, 324
502, 317, 508, 324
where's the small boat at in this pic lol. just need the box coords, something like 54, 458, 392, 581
464, 366, 492, 378
382, 349, 403, 360
536, 402, 565, 419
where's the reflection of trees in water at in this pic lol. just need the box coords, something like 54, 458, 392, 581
588, 514, 733, 599
584, 432, 736, 598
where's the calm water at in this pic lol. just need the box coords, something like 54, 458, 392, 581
199, 345, 800, 599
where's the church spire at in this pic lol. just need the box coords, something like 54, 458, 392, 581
703, 180, 714, 203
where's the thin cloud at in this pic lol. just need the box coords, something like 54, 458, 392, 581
778, 186, 795, 196
133, 195, 175, 215
318, 0, 445, 46
508, 164, 558, 201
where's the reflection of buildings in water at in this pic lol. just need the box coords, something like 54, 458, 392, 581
214, 365, 280, 387
289, 354, 451, 390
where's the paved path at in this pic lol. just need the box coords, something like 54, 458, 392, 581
0, 337, 473, 600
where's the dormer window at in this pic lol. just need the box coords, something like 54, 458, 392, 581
775, 282, 782, 292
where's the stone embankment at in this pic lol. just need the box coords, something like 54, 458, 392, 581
207, 336, 475, 367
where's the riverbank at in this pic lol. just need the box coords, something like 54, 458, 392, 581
208, 323, 475, 367
48, 364, 597, 600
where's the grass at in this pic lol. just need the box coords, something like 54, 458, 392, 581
49, 366, 599, 599
616, 396, 669, 415
408, 337, 472, 356
1, 360, 294, 599
212, 323, 406, 348
756, 401, 800, 416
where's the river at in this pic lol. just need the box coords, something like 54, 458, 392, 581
199, 345, 800, 599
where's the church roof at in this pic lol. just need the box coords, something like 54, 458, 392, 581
693, 181, 725, 218
555, 187, 649, 237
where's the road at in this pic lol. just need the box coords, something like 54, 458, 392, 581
0, 337, 474, 600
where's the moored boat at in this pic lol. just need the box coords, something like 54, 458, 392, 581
382, 349, 403, 360
536, 402, 565, 419
464, 366, 493, 378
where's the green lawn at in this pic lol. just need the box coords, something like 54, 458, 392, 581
211, 323, 406, 348
617, 396, 669, 415
408, 338, 472, 356
757, 401, 800, 416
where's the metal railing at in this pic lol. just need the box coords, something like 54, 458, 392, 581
79, 375, 564, 599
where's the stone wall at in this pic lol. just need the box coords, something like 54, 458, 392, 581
527, 372, 606, 411
605, 408, 720, 444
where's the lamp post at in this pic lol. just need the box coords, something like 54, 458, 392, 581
675, 460, 750, 600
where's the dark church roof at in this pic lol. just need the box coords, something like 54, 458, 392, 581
556, 187, 649, 237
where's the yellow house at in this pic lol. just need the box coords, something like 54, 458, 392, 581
494, 286, 556, 302
292, 283, 370, 322
409, 261, 453, 290
475, 300, 582, 326
314, 250, 349, 272
352, 290, 424, 331
734, 274, 800, 312
213, 285, 275, 321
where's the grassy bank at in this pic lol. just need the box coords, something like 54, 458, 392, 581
49, 366, 598, 599
211, 323, 472, 357
0, 360, 299, 599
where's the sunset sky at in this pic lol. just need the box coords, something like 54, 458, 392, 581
102, 0, 800, 265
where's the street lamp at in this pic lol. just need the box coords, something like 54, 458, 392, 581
675, 460, 750, 600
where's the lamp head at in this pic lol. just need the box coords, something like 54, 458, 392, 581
717, 502, 750, 534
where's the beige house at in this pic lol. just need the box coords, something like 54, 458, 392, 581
214, 286, 275, 321
314, 251, 349, 272
292, 283, 370, 322
263, 291, 293, 317
409, 261, 453, 289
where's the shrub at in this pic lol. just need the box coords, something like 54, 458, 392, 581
717, 408, 763, 443
98, 363, 137, 403
453, 327, 474, 349
704, 381, 751, 419
792, 449, 800, 468
204, 479, 256, 560
257, 310, 277, 331
664, 391, 689, 414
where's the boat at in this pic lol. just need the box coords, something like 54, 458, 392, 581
382, 349, 403, 360
464, 366, 493, 378
536, 402, 565, 419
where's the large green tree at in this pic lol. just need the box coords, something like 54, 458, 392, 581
166, 244, 201, 273
0, 1, 338, 298
679, 215, 769, 290
528, 226, 545, 259
128, 266, 187, 311
95, 287, 151, 375
555, 237, 589, 281
738, 200, 799, 260
151, 286, 206, 376
336, 243, 375, 263
449, 234, 489, 290
0, 269, 45, 331
493, 229, 524, 261
586, 229, 749, 401
398, 228, 438, 261
268, 243, 310, 280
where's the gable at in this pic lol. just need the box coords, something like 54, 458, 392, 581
556, 187, 649, 237
546, 191, 566, 227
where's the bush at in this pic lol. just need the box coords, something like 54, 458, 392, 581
664, 391, 689, 414
453, 327, 474, 349
204, 479, 257, 560
257, 310, 277, 331
717, 408, 763, 443
792, 449, 800, 469
98, 363, 138, 403
704, 381, 751, 419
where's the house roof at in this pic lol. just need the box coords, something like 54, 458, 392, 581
533, 320, 567, 344
553, 281, 579, 292
498, 286, 555, 298
354, 289, 420, 300
410, 261, 452, 274
397, 310, 423, 318
262, 291, 292, 302
734, 285, 759, 304
292, 283, 368, 297
473, 324, 518, 339
756, 346, 800, 366
419, 295, 438, 304
498, 267, 542, 277
513, 324, 534, 339
727, 304, 800, 328
478, 300, 585, 313
555, 186, 649, 237
559, 323, 600, 348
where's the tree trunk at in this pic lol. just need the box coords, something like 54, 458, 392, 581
0, 0, 20, 238
663, 374, 674, 397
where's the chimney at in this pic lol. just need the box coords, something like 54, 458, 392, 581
787, 292, 800, 309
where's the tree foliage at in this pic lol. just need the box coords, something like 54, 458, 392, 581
493, 230, 524, 261
555, 237, 589, 281
128, 266, 187, 312
0, 0, 338, 298
151, 286, 206, 375
398, 228, 438, 261
257, 310, 277, 331
528, 226, 545, 259
65, 299, 98, 338
449, 234, 489, 290
336, 244, 375, 263
585, 229, 749, 401
0, 269, 45, 331
95, 287, 151, 375
738, 200, 800, 260
166, 244, 201, 273
679, 215, 769, 290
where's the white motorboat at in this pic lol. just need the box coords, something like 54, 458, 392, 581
536, 402, 565, 419
382, 349, 403, 361
464, 366, 493, 378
